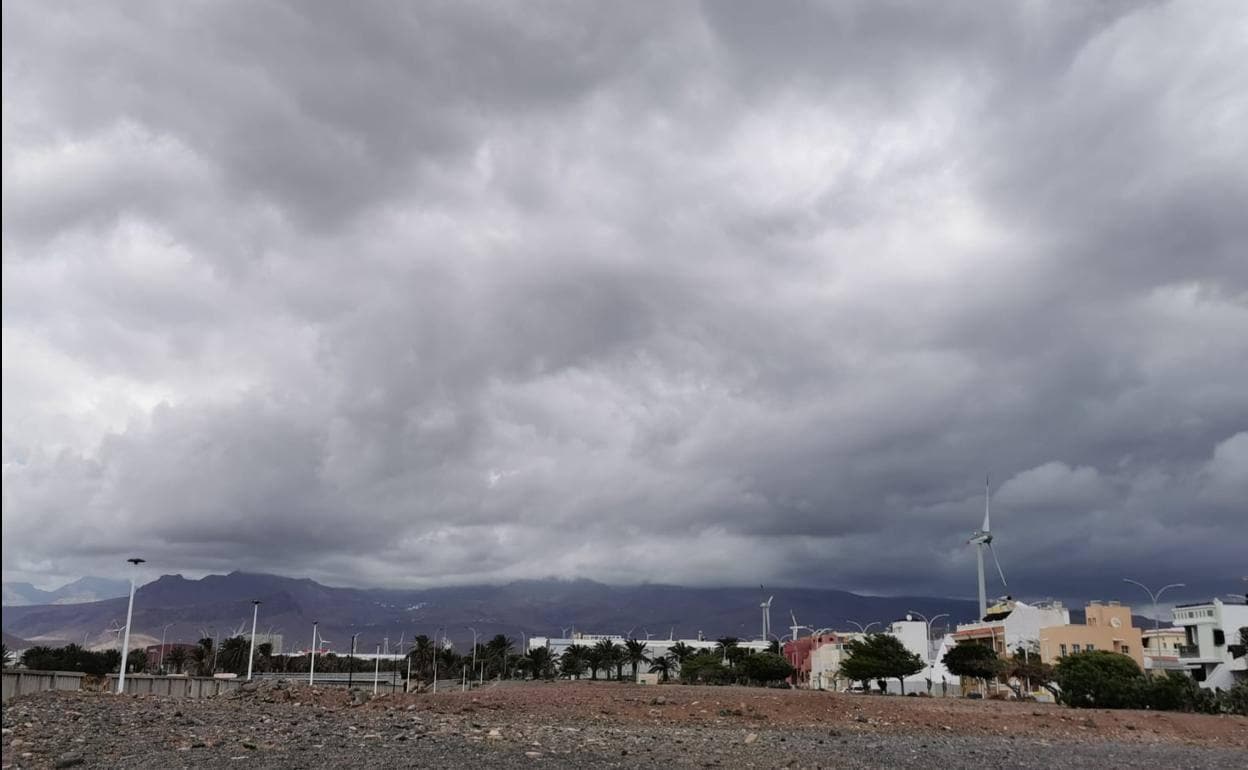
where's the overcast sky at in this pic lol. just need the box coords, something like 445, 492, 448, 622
3, 1, 1245, 606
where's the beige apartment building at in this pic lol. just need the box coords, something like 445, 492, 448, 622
1039, 601, 1144, 668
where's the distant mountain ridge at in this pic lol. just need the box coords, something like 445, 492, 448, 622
2, 571, 985, 651
2, 577, 131, 607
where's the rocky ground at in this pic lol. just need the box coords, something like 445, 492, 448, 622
3, 680, 1246, 768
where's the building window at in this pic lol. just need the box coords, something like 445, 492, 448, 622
1121, 645, 1129, 655
1213, 629, 1225, 646
1086, 643, 1095, 651
1072, 644, 1081, 653
1060, 644, 1067, 656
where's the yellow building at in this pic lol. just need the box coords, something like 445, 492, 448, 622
1039, 601, 1144, 668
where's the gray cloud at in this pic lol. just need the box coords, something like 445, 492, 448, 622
3, 1, 1246, 606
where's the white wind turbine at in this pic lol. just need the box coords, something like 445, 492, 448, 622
968, 475, 1008, 621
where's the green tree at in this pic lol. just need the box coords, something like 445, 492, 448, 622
942, 643, 1004, 694
667, 642, 695, 667
125, 648, 148, 674
217, 636, 249, 676
679, 651, 733, 685
593, 639, 623, 680
165, 646, 188, 674
714, 637, 742, 666
738, 652, 795, 686
623, 639, 649, 681
522, 646, 557, 679
1004, 646, 1056, 698
560, 644, 588, 679
840, 634, 924, 694
485, 635, 514, 678
648, 654, 675, 682
1141, 671, 1211, 713
584, 646, 604, 680
1052, 650, 1142, 709
408, 635, 435, 681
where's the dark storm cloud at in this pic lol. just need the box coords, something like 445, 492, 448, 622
3, 1, 1246, 606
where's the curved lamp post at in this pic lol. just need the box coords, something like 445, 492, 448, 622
1122, 579, 1185, 632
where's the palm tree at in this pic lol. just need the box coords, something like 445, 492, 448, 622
523, 647, 556, 680
485, 635, 514, 679
648, 654, 675, 682
591, 639, 621, 680
667, 641, 695, 668
560, 644, 588, 679
409, 635, 435, 681
165, 646, 188, 674
192, 638, 214, 676
218, 636, 250, 675
585, 647, 605, 680
623, 639, 650, 681
715, 636, 741, 666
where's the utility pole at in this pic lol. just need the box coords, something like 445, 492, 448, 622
117, 558, 146, 694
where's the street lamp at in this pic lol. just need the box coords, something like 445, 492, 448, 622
907, 610, 949, 684
348, 633, 359, 688
1122, 579, 1185, 632
158, 622, 174, 673
373, 644, 381, 695
117, 558, 146, 694
246, 600, 262, 681
845, 620, 880, 635
308, 621, 318, 686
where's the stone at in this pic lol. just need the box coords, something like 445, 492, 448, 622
54, 754, 85, 769
744, 733, 759, 744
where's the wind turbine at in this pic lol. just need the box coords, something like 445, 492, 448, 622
968, 475, 1008, 621
759, 586, 774, 641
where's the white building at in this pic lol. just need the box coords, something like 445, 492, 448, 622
1141, 628, 1187, 673
951, 599, 1070, 656
1171, 598, 1248, 690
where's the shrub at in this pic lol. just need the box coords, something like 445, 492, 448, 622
737, 653, 794, 686
1052, 651, 1142, 709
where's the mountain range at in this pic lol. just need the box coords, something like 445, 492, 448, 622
1, 571, 987, 652
2, 577, 131, 607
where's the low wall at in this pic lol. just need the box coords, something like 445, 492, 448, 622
102, 674, 246, 698
2, 670, 87, 702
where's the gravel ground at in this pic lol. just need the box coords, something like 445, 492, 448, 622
3, 681, 1245, 769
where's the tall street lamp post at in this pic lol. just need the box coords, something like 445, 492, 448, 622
1122, 579, 1186, 632
246, 600, 262, 681
117, 558, 146, 695
907, 610, 949, 684
846, 620, 880, 635
158, 622, 174, 673
308, 621, 318, 686
348, 633, 359, 688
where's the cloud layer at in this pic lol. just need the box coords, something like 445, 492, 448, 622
4, 1, 1246, 604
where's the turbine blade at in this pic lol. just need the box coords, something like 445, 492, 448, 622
989, 543, 1008, 588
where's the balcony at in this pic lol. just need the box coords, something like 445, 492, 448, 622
1178, 645, 1202, 658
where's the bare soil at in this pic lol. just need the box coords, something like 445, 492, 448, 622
3, 680, 1245, 769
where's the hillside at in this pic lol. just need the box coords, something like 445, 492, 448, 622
0, 571, 982, 652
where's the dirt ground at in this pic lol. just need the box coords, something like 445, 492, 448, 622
396, 680, 1248, 747
4, 680, 1246, 769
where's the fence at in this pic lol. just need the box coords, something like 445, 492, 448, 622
102, 674, 246, 697
2, 670, 87, 702
3, 671, 248, 701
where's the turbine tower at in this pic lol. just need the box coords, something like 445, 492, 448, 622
759, 587, 773, 641
968, 476, 1008, 620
